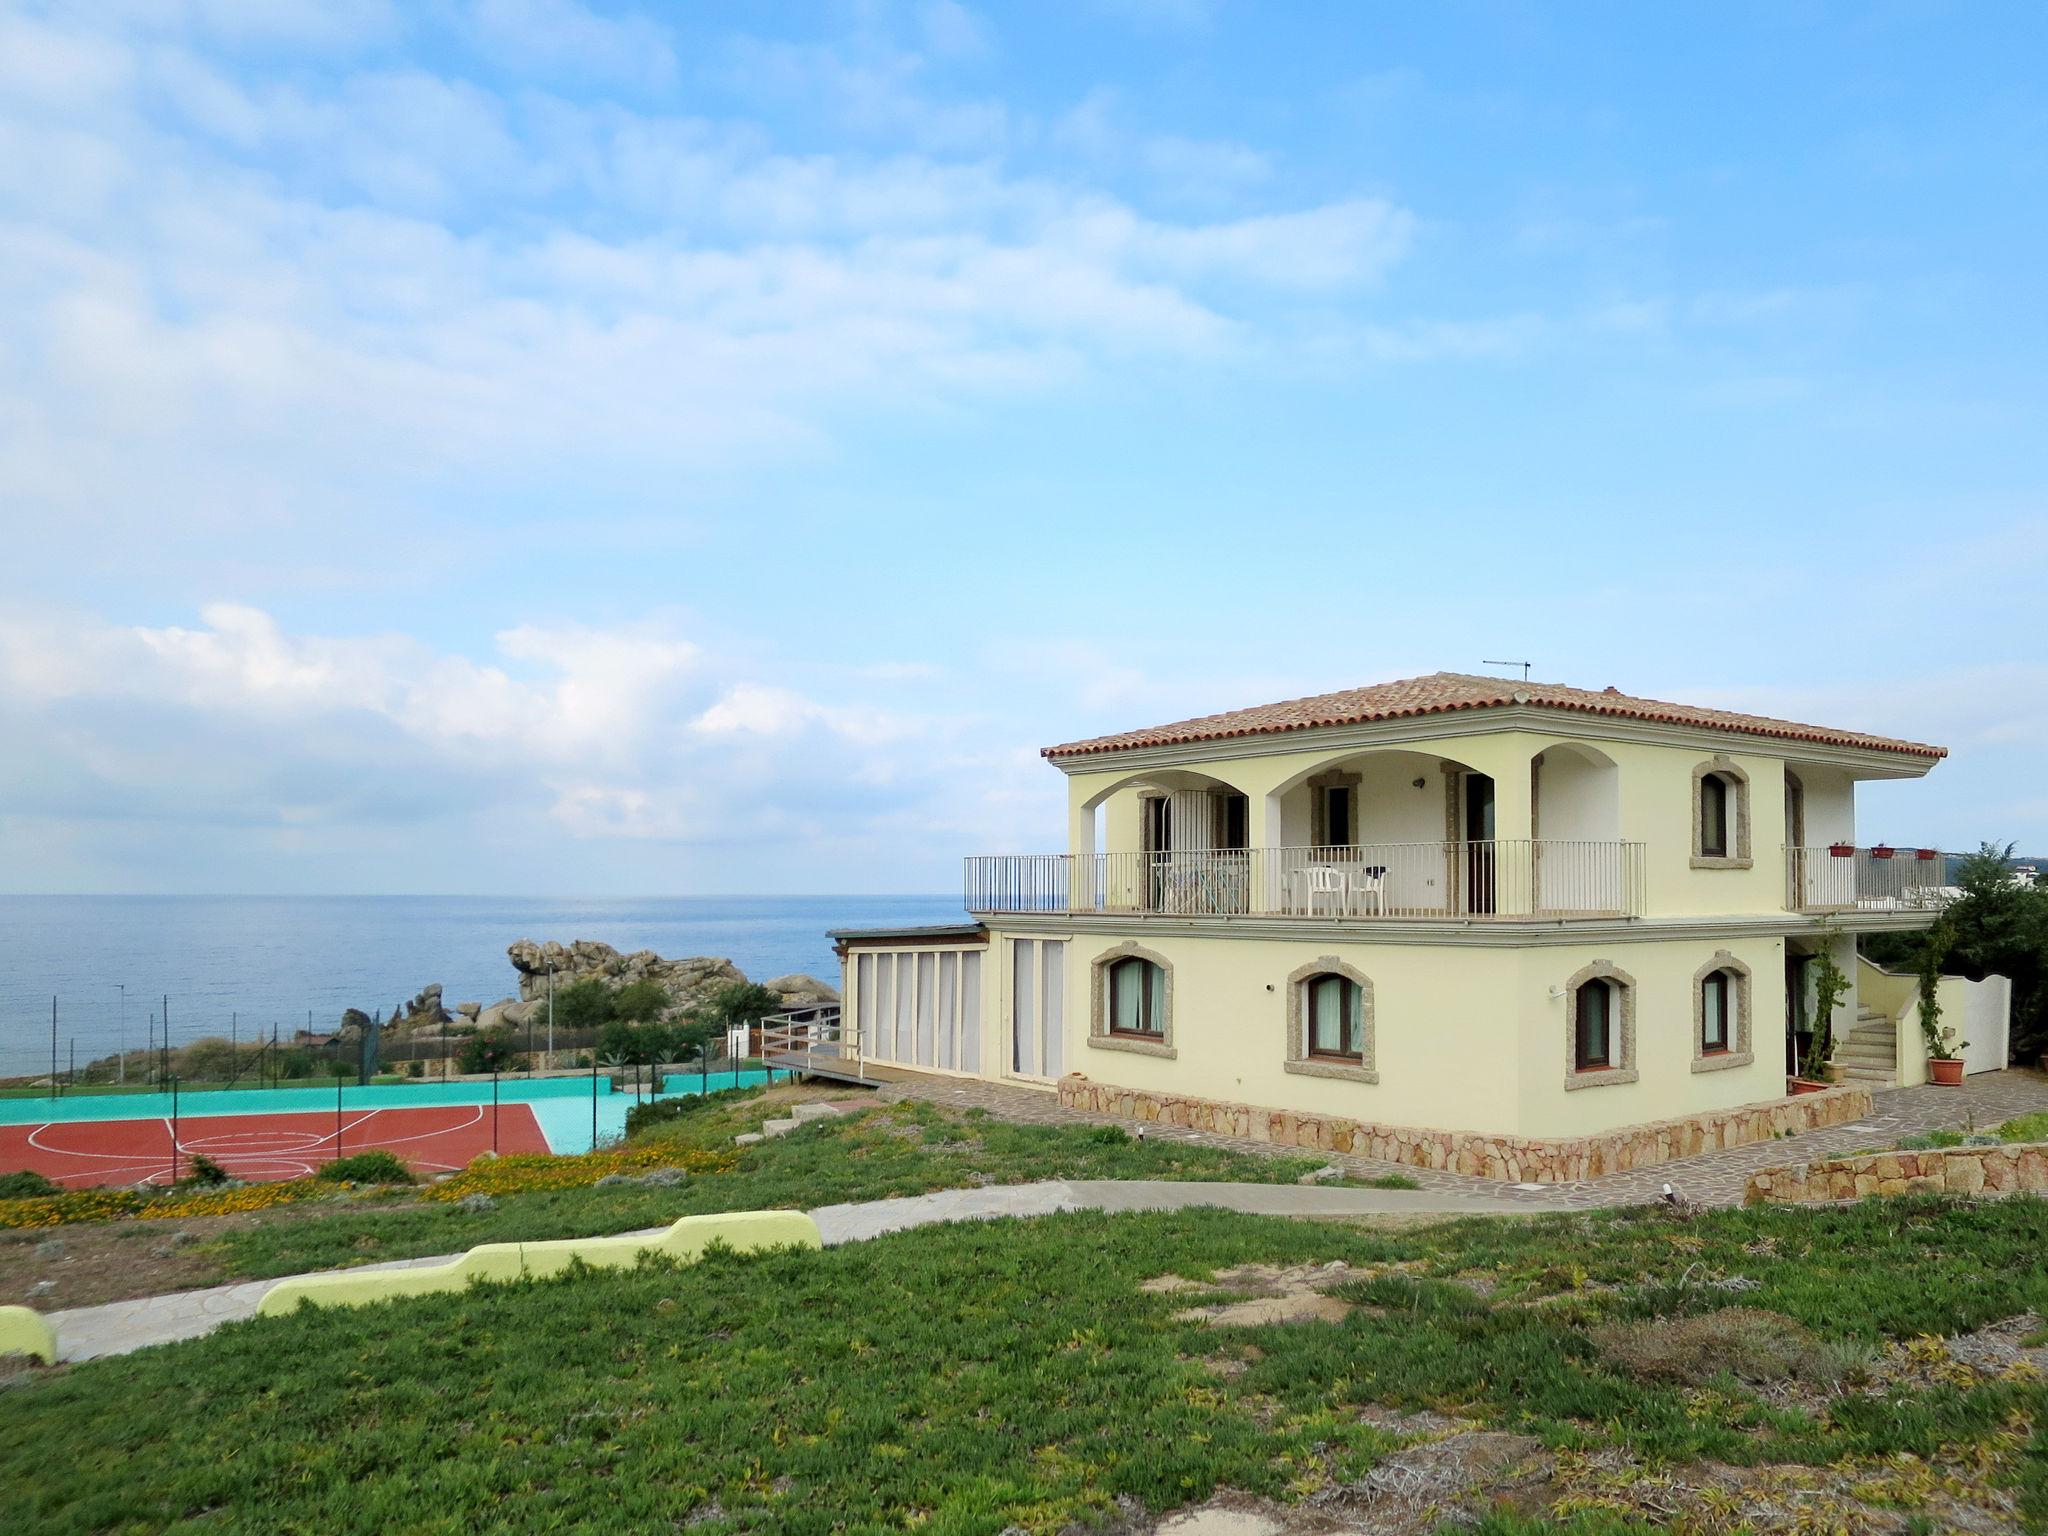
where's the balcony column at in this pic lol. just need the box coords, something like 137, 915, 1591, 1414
1067, 799, 1097, 911
1493, 757, 1536, 916
1251, 791, 1284, 915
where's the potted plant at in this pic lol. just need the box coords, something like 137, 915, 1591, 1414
1915, 848, 1939, 861
1828, 842, 1856, 858
1870, 844, 1895, 860
1918, 921, 1966, 1085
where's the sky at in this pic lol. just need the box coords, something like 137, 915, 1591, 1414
0, 0, 2043, 896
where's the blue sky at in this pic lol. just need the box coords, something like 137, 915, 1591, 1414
0, 0, 2043, 894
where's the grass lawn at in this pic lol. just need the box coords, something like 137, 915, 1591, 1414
4, 1196, 2045, 1534
2, 1091, 1325, 1300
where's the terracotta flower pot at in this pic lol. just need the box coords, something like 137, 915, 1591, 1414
1916, 848, 1939, 860
1870, 845, 1895, 860
1828, 843, 1856, 858
1928, 1057, 1964, 1086
1787, 1077, 1830, 1095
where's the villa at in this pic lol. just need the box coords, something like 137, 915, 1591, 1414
801, 672, 1961, 1180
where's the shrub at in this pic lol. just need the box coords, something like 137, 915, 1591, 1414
0, 1170, 59, 1199
1084, 1125, 1131, 1146
456, 1028, 518, 1074
182, 1154, 232, 1188
1593, 1306, 1856, 1388
317, 1151, 416, 1185
553, 979, 614, 1033
1997, 1111, 2048, 1143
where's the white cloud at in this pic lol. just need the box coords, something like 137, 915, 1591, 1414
464, 0, 678, 90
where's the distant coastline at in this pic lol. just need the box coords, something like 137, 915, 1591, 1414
0, 894, 963, 1077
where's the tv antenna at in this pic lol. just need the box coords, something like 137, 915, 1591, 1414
1483, 659, 1533, 682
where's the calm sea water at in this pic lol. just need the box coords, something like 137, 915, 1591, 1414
0, 895, 964, 1077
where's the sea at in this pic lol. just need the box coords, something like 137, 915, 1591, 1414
0, 894, 965, 1078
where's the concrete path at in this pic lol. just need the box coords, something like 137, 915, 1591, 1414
44, 1179, 1529, 1363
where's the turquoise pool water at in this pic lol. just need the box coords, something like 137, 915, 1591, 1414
0, 1070, 774, 1155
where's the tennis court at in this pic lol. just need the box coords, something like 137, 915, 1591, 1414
0, 1070, 774, 1187
0, 1102, 550, 1187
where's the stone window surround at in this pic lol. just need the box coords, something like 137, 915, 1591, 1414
1088, 940, 1177, 1058
1563, 959, 1639, 1090
1283, 955, 1379, 1084
1691, 950, 1756, 1073
1691, 755, 1752, 869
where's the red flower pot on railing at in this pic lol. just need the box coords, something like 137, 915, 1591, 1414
1869, 844, 1894, 860
1828, 843, 1856, 859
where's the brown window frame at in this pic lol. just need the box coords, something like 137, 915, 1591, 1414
1106, 955, 1166, 1039
1304, 973, 1363, 1061
1700, 969, 1731, 1054
1699, 773, 1730, 859
1573, 979, 1614, 1071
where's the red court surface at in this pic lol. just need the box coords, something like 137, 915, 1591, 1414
0, 1104, 550, 1188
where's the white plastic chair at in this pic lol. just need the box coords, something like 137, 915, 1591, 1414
1299, 864, 1347, 917
1349, 864, 1388, 916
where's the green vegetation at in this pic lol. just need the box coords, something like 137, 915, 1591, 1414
315, 1150, 416, 1185
0, 1169, 59, 1199
190, 1094, 1324, 1281
1867, 841, 2048, 1064
5, 1197, 2045, 1533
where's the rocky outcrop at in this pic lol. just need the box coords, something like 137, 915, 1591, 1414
501, 939, 838, 1021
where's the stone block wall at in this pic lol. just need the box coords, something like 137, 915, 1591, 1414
1745, 1142, 2048, 1205
1057, 1073, 1873, 1183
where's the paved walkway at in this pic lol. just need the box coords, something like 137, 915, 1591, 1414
880, 1069, 2048, 1210
44, 1180, 1532, 1364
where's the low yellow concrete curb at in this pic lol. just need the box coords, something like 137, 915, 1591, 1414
256, 1209, 821, 1316
0, 1304, 57, 1365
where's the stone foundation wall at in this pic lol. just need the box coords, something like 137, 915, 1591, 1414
1745, 1142, 2048, 1205
1057, 1073, 1873, 1183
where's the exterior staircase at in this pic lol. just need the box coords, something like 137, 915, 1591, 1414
1833, 1007, 1898, 1086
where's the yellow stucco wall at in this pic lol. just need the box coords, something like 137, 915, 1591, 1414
1065, 727, 1845, 921
982, 925, 1799, 1139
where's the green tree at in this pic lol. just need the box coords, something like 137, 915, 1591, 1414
552, 979, 615, 1032
610, 978, 672, 1024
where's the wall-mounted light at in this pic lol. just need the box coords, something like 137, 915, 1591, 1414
1412, 777, 1427, 789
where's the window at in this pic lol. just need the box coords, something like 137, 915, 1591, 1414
1691, 757, 1751, 868
1285, 956, 1377, 1082
1573, 979, 1614, 1070
1106, 956, 1166, 1038
1304, 973, 1364, 1060
1323, 784, 1354, 847
1692, 951, 1754, 1073
1700, 969, 1732, 1053
1699, 773, 1731, 858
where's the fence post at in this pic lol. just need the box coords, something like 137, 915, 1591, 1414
492, 1068, 500, 1154
590, 1051, 599, 1151
170, 1076, 181, 1185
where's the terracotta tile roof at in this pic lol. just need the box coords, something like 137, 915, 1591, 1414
1042, 671, 1946, 761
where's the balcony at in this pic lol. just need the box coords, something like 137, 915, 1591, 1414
964, 840, 1644, 922
1786, 845, 1949, 914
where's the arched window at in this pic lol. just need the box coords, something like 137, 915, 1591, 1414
1699, 774, 1731, 858
1303, 972, 1365, 1060
1106, 956, 1166, 1038
1691, 951, 1754, 1073
1691, 757, 1751, 867
1700, 968, 1734, 1054
1573, 978, 1615, 1071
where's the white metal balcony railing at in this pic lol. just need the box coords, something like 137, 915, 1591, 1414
1785, 845, 1949, 913
963, 840, 1646, 921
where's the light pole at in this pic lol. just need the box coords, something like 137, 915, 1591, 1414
115, 984, 127, 1085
